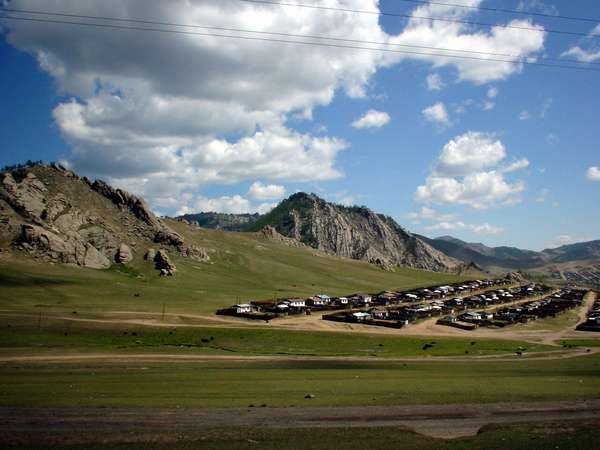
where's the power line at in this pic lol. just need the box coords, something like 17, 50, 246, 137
374, 0, 600, 24
2, 7, 597, 66
239, 0, 595, 37
2, 14, 599, 73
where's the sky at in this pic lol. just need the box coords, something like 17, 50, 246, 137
1, 0, 599, 251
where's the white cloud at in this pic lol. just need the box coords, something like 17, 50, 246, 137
178, 195, 251, 216
481, 101, 495, 111
434, 132, 506, 177
415, 132, 527, 209
551, 234, 592, 248
248, 181, 286, 200
592, 24, 600, 36
519, 110, 532, 120
422, 102, 451, 128
426, 73, 444, 91
587, 166, 600, 181
3, 0, 546, 212
351, 109, 391, 129
406, 206, 457, 222
487, 87, 498, 98
517, 0, 558, 15
502, 158, 530, 173
561, 46, 600, 63
425, 221, 504, 235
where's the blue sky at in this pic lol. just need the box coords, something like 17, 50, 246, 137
1, 0, 599, 250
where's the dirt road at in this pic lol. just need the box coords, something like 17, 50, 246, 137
2, 400, 600, 443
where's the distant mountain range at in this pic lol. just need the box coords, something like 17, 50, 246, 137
416, 235, 600, 271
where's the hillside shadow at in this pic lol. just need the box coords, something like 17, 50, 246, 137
0, 273, 72, 288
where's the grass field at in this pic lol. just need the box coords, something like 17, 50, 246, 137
1, 354, 600, 408
0, 320, 557, 358
0, 225, 468, 316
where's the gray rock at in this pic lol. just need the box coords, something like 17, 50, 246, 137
0, 172, 48, 219
83, 243, 111, 269
154, 249, 176, 275
116, 243, 133, 263
145, 248, 156, 261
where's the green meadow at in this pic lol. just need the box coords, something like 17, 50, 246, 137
2, 354, 600, 408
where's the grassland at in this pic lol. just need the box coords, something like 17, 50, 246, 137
0, 320, 556, 358
0, 222, 468, 317
1, 354, 600, 408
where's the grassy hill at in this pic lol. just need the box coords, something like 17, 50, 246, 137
0, 220, 467, 316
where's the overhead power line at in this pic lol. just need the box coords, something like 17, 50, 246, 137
1, 14, 599, 73
1, 7, 597, 66
239, 0, 595, 37
391, 0, 600, 24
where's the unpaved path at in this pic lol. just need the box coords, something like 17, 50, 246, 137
0, 346, 598, 364
2, 400, 600, 442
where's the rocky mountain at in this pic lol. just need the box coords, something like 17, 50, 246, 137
178, 212, 260, 231
245, 192, 460, 271
418, 234, 600, 271
0, 164, 207, 275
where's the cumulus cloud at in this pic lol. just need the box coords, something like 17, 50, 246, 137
351, 109, 391, 129
3, 0, 546, 212
415, 132, 528, 209
422, 102, 451, 128
248, 181, 286, 200
406, 206, 456, 223
426, 73, 444, 91
587, 166, 600, 181
425, 221, 504, 235
561, 46, 600, 63
502, 158, 530, 173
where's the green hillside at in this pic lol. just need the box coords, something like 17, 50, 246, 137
0, 220, 467, 317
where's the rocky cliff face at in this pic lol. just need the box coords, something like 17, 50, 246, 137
249, 193, 459, 271
0, 164, 196, 274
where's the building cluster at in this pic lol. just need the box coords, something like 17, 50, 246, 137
576, 293, 600, 332
439, 287, 585, 330
325, 281, 539, 330
216, 278, 515, 321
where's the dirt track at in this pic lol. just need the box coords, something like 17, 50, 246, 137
2, 400, 600, 443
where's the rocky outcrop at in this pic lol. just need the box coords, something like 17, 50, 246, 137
181, 245, 210, 262
259, 225, 306, 248
91, 180, 183, 247
145, 248, 156, 261
506, 271, 527, 283
154, 249, 176, 276
116, 243, 133, 263
0, 164, 188, 274
18, 224, 110, 268
1, 172, 47, 220
249, 193, 459, 272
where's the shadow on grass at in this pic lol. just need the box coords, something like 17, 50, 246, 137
0, 272, 73, 288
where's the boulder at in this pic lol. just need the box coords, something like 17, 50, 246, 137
154, 249, 176, 275
181, 245, 210, 262
116, 243, 134, 263
145, 248, 156, 261
83, 243, 111, 269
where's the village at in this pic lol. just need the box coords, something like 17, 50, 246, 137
576, 293, 600, 332
218, 276, 518, 325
